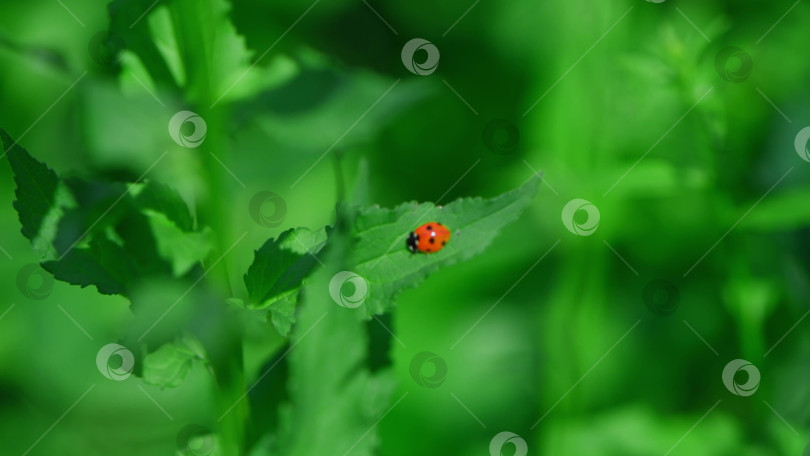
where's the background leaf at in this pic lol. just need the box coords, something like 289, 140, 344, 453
143, 336, 206, 388
5, 130, 210, 295
2, 128, 64, 245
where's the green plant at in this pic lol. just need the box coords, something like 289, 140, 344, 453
3, 112, 537, 456
6, 0, 810, 455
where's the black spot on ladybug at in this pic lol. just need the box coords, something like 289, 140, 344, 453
426, 248, 432, 252
426, 225, 432, 230
429, 238, 435, 244
442, 241, 446, 246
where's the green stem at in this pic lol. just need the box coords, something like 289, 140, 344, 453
167, 0, 248, 452
199, 110, 247, 454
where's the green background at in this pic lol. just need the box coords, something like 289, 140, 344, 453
1, 0, 810, 454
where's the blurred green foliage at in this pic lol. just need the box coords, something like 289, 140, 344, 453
1, 0, 810, 455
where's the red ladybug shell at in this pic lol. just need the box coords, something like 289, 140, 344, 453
406, 222, 451, 253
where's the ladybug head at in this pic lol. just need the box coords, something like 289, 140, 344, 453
406, 231, 418, 253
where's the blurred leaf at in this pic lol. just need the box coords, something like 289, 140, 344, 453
247, 69, 430, 152
175, 432, 224, 456
142, 5, 185, 87
741, 187, 810, 231
42, 238, 127, 294
167, 0, 296, 105
143, 336, 206, 388
4, 129, 211, 296
125, 279, 221, 356
133, 181, 194, 231
50, 208, 173, 295
81, 82, 168, 173
267, 234, 396, 456
56, 178, 131, 253
540, 404, 746, 455
145, 211, 213, 277
112, 0, 297, 105
108, 0, 180, 88
263, 292, 298, 338
722, 255, 780, 357
349, 158, 370, 206
2, 128, 66, 247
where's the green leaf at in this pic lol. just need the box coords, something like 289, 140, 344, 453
262, 291, 298, 338
251, 69, 430, 152
46, 203, 173, 295
345, 177, 541, 317
43, 237, 128, 295
145, 211, 213, 276
81, 82, 170, 174
740, 187, 810, 231
55, 178, 131, 253
5, 128, 210, 296
143, 336, 206, 388
244, 227, 327, 305
244, 227, 327, 335
111, 0, 296, 106
166, 0, 295, 105
267, 237, 397, 456
253, 179, 540, 335
133, 181, 194, 231
2, 128, 65, 245
108, 0, 180, 88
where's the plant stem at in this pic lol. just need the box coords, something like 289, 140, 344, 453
167, 0, 248, 452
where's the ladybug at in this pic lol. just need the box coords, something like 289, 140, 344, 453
406, 222, 451, 254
